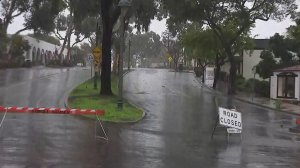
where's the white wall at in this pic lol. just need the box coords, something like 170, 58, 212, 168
242, 50, 264, 80
270, 71, 300, 101
221, 62, 230, 74
23, 36, 67, 63
296, 72, 300, 101
270, 75, 277, 99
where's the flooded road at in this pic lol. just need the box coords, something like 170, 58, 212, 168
0, 68, 299, 167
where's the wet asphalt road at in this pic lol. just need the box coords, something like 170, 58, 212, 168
0, 68, 300, 168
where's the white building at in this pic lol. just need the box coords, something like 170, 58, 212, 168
221, 39, 274, 80
22, 35, 67, 65
270, 65, 300, 101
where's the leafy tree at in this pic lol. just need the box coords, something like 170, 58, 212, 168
162, 30, 184, 71
287, 12, 300, 60
0, 0, 30, 34
53, 0, 99, 63
129, 31, 163, 68
1, 0, 64, 60
8, 35, 31, 61
256, 50, 277, 79
161, 0, 297, 94
0, 0, 65, 35
269, 33, 295, 66
182, 24, 218, 83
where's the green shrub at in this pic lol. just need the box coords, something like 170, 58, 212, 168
256, 81, 270, 97
244, 78, 259, 93
235, 75, 246, 91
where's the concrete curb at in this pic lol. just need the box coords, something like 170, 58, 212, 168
64, 69, 146, 124
193, 74, 300, 116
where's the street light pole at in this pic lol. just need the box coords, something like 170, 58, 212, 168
94, 21, 100, 90
117, 0, 131, 111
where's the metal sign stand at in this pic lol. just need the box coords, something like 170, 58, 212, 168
0, 107, 7, 130
211, 115, 220, 140
211, 96, 221, 140
94, 114, 109, 141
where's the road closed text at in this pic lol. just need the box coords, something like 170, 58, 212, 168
218, 107, 242, 130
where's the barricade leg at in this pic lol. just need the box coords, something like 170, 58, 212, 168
0, 108, 8, 129
95, 114, 108, 141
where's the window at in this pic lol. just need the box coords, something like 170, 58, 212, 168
277, 72, 297, 98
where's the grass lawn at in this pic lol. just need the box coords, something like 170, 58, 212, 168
68, 75, 143, 122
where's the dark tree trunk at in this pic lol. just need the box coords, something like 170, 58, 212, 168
202, 68, 205, 83
226, 47, 237, 95
100, 21, 113, 95
100, 0, 120, 95
67, 34, 71, 61
213, 55, 220, 89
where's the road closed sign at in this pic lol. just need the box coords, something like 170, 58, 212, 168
219, 107, 242, 130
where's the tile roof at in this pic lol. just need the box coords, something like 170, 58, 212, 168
274, 65, 300, 72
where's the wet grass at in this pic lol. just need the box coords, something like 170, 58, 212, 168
68, 76, 143, 122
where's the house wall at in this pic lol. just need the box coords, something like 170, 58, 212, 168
270, 71, 300, 101
22, 36, 67, 64
296, 72, 300, 101
270, 75, 277, 99
242, 50, 264, 80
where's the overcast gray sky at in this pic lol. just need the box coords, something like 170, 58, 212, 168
7, 8, 299, 40
149, 18, 296, 39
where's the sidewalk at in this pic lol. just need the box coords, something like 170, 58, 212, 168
195, 76, 300, 116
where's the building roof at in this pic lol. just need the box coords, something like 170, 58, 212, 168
254, 39, 270, 50
274, 65, 300, 72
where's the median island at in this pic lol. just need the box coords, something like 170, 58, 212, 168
68, 76, 144, 123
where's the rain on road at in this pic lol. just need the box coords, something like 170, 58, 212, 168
0, 67, 300, 168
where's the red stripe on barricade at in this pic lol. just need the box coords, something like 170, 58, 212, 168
0, 106, 5, 111
0, 106, 105, 116
296, 119, 300, 125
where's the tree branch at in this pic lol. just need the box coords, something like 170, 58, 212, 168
54, 28, 64, 40
14, 26, 30, 35
72, 37, 86, 47
11, 11, 22, 18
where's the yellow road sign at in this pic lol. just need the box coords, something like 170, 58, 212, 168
92, 47, 101, 60
168, 57, 172, 63
94, 59, 100, 65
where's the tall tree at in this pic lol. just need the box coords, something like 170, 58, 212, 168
162, 30, 184, 71
54, 0, 99, 63
0, 0, 30, 34
162, 0, 297, 94
182, 24, 220, 83
99, 0, 157, 95
256, 50, 277, 79
129, 31, 163, 68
